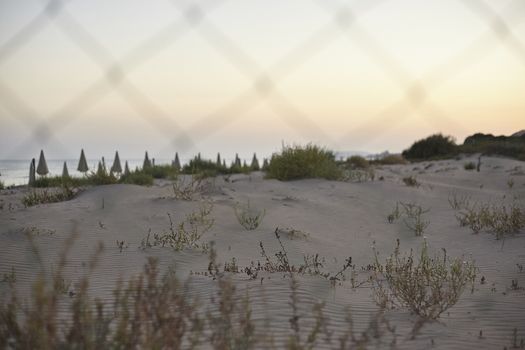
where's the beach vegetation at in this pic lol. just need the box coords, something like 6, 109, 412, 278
21, 186, 76, 207
402, 176, 420, 187
464, 162, 476, 170
151, 201, 214, 251
372, 240, 476, 319
402, 134, 458, 161
454, 200, 525, 239
266, 144, 342, 181
234, 201, 265, 230
346, 155, 369, 169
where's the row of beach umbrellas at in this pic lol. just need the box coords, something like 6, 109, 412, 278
28, 150, 264, 186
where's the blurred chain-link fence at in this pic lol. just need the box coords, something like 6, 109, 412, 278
1, 0, 524, 162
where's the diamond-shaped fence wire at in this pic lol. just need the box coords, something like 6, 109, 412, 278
0, 0, 524, 164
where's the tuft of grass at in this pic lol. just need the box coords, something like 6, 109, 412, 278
402, 176, 420, 187
234, 201, 265, 230
464, 162, 476, 171
400, 202, 430, 236
170, 175, 209, 201
373, 240, 476, 319
448, 191, 471, 211
21, 186, 76, 207
150, 201, 214, 251
454, 200, 525, 239
266, 144, 342, 181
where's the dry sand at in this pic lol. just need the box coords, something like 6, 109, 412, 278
1, 154, 524, 349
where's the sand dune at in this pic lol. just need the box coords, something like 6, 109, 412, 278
1, 154, 524, 349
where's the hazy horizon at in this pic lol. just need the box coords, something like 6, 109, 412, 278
1, 0, 524, 160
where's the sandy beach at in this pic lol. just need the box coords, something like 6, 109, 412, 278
1, 153, 524, 349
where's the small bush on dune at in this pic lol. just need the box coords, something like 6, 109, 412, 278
402, 134, 458, 161
183, 158, 227, 176
346, 155, 369, 169
143, 164, 178, 179
119, 172, 154, 186
266, 144, 342, 181
464, 162, 476, 171
373, 240, 476, 319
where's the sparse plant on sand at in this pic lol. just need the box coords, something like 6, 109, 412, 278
448, 191, 471, 211
171, 175, 209, 201
387, 202, 401, 223
116, 240, 128, 253
464, 162, 476, 170
1, 267, 16, 283
21, 186, 76, 207
372, 239, 476, 319
234, 201, 265, 230
454, 200, 525, 239
400, 202, 430, 236
402, 176, 420, 187
151, 201, 214, 250
388, 201, 430, 236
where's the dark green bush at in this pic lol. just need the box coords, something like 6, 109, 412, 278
402, 134, 458, 161
120, 172, 154, 186
266, 144, 342, 181
182, 157, 226, 176
143, 164, 178, 179
460, 134, 525, 160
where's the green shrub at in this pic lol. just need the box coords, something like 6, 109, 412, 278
0, 180, 4, 190
346, 155, 369, 169
120, 172, 154, 186
266, 144, 342, 181
402, 134, 458, 161
143, 164, 178, 179
183, 157, 232, 176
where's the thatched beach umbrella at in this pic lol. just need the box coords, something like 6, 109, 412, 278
77, 149, 89, 174
29, 158, 36, 186
36, 150, 49, 176
173, 153, 181, 171
143, 151, 151, 169
251, 153, 260, 171
124, 161, 130, 176
62, 162, 69, 178
111, 151, 122, 174
216, 153, 221, 166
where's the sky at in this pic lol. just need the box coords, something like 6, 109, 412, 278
0, 0, 524, 161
